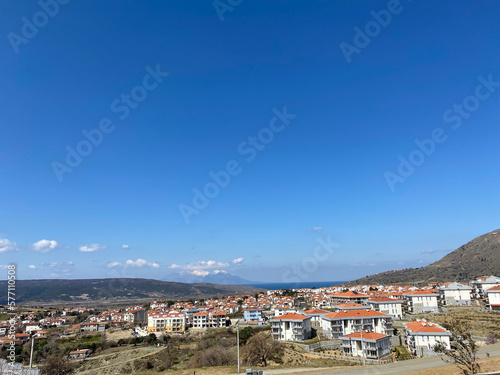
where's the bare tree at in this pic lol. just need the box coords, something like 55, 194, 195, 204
40, 355, 77, 375
242, 332, 284, 367
433, 320, 481, 375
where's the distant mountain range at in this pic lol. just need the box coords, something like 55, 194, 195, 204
163, 270, 253, 285
0, 278, 266, 305
346, 228, 500, 286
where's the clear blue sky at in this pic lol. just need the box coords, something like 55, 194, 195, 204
1, 0, 499, 282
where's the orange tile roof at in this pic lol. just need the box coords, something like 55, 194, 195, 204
304, 308, 329, 314
405, 321, 448, 334
486, 285, 500, 291
336, 303, 365, 308
342, 330, 388, 340
324, 309, 388, 319
272, 313, 309, 321
333, 291, 369, 298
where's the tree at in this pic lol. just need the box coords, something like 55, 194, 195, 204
239, 326, 255, 345
433, 320, 481, 375
40, 355, 76, 375
242, 333, 284, 367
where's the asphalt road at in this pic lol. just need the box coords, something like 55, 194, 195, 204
247, 343, 500, 375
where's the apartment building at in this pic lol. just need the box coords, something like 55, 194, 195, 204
330, 291, 369, 306
271, 313, 311, 341
404, 291, 439, 313
243, 308, 264, 324
340, 331, 391, 359
147, 312, 186, 333
404, 320, 451, 357
485, 285, 500, 311
320, 309, 393, 339
368, 297, 403, 319
438, 282, 472, 306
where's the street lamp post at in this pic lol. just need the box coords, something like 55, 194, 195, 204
236, 321, 240, 373
360, 329, 366, 366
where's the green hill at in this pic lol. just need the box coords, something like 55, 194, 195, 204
0, 278, 266, 305
346, 228, 500, 286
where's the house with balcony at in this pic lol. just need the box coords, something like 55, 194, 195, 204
340, 331, 391, 359
404, 291, 439, 313
472, 275, 500, 299
147, 312, 186, 333
368, 297, 403, 319
123, 308, 147, 324
404, 320, 451, 357
244, 308, 264, 324
330, 291, 369, 306
303, 308, 329, 330
271, 313, 311, 341
485, 285, 500, 311
320, 309, 393, 339
438, 282, 472, 306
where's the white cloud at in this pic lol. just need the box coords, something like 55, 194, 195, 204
213, 270, 227, 274
0, 265, 9, 269
28, 265, 37, 269
0, 238, 17, 253
232, 257, 244, 264
32, 239, 58, 253
191, 270, 210, 277
122, 244, 129, 249
312, 227, 324, 231
108, 259, 159, 269
168, 260, 229, 271
79, 243, 106, 252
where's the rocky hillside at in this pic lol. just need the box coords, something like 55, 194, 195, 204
346, 229, 500, 286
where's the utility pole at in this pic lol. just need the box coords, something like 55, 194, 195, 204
29, 335, 35, 368
360, 330, 365, 366
236, 321, 240, 373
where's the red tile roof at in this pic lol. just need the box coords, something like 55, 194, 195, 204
342, 330, 388, 340
405, 321, 448, 334
304, 308, 329, 314
272, 313, 309, 321
324, 309, 388, 319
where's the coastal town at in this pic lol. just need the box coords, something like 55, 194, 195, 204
1, 275, 500, 374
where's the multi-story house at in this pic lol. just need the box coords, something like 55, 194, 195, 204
404, 291, 439, 313
271, 313, 311, 341
147, 312, 186, 333
368, 297, 403, 319
471, 276, 500, 299
210, 311, 227, 327
340, 331, 391, 359
192, 312, 209, 328
438, 282, 472, 306
485, 285, 500, 311
243, 308, 264, 324
330, 291, 369, 306
123, 308, 147, 324
404, 320, 451, 357
320, 309, 393, 339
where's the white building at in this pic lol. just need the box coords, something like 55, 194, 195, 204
368, 298, 403, 319
340, 331, 392, 359
485, 285, 500, 311
147, 312, 186, 333
271, 313, 311, 341
438, 282, 472, 306
404, 320, 451, 357
404, 291, 439, 313
472, 276, 500, 299
321, 309, 393, 339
